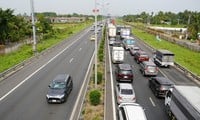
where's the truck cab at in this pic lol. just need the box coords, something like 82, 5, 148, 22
165, 85, 200, 120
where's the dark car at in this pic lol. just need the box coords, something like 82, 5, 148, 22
148, 77, 174, 98
113, 40, 123, 47
134, 51, 149, 63
115, 63, 134, 83
46, 74, 73, 103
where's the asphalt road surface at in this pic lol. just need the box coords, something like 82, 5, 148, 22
105, 35, 198, 120
0, 27, 101, 120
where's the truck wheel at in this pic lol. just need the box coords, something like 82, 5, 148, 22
155, 91, 159, 97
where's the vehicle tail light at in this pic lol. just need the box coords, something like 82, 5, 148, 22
160, 86, 165, 90
156, 67, 159, 71
118, 74, 124, 77
118, 96, 122, 100
132, 97, 136, 101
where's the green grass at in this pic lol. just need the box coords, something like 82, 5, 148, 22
133, 28, 200, 76
0, 22, 91, 73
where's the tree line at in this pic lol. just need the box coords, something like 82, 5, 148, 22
122, 10, 200, 40
0, 9, 95, 46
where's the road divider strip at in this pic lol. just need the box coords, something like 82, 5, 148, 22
69, 51, 95, 120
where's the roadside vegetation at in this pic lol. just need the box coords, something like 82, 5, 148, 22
82, 25, 106, 120
0, 22, 91, 73
0, 8, 93, 73
122, 10, 200, 40
132, 26, 200, 76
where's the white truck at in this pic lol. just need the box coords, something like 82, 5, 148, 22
112, 47, 124, 63
153, 49, 174, 67
165, 85, 200, 120
120, 27, 131, 39
108, 24, 116, 38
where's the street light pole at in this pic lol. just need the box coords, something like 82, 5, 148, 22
94, 0, 98, 88
30, 0, 37, 54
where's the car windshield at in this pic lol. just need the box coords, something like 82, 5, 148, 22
120, 70, 132, 75
50, 82, 65, 89
140, 54, 148, 57
160, 85, 173, 90
121, 89, 133, 95
147, 66, 156, 71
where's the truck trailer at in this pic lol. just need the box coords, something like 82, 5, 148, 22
112, 47, 124, 63
108, 24, 116, 38
165, 85, 200, 120
153, 49, 174, 67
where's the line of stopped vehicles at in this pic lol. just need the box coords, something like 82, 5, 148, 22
108, 22, 200, 120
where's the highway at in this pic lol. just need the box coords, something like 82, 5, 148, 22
0, 24, 199, 120
105, 35, 198, 120
0, 27, 99, 120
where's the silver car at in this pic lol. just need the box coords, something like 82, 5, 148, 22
116, 83, 136, 104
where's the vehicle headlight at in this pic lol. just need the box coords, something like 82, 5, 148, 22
46, 94, 50, 99
56, 94, 65, 99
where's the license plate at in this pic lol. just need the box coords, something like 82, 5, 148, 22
52, 100, 57, 102
124, 76, 128, 78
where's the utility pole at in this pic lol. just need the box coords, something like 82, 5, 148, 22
186, 14, 191, 40
30, 0, 37, 54
94, 0, 98, 88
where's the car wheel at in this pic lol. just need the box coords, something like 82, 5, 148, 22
155, 91, 159, 97
148, 82, 151, 88
136, 59, 139, 64
142, 71, 146, 76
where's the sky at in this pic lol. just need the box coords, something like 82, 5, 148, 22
0, 0, 200, 16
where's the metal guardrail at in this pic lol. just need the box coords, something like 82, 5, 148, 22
0, 31, 78, 81
174, 62, 200, 83
120, 21, 200, 83
0, 26, 92, 81
134, 35, 200, 84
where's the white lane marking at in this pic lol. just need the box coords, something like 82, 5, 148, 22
79, 48, 82, 51
0, 32, 87, 102
107, 36, 117, 120
149, 97, 156, 107
69, 52, 95, 120
69, 58, 74, 63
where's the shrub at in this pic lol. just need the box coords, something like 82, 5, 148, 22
89, 90, 101, 106
93, 71, 102, 84
97, 72, 102, 84
98, 53, 104, 62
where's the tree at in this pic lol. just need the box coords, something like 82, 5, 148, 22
0, 8, 15, 44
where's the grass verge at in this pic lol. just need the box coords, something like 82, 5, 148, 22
0, 22, 91, 73
133, 27, 200, 76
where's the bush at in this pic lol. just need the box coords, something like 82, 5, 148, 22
98, 53, 104, 62
93, 71, 103, 84
89, 90, 101, 106
97, 72, 103, 84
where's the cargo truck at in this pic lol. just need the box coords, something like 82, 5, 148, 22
112, 47, 124, 63
165, 85, 200, 120
153, 49, 174, 67
108, 24, 116, 38
120, 26, 131, 39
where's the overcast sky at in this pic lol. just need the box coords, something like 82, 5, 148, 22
0, 0, 200, 16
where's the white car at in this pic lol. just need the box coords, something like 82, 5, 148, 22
90, 35, 95, 41
116, 83, 136, 104
118, 103, 147, 120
